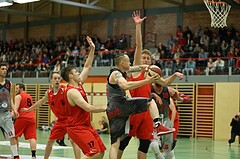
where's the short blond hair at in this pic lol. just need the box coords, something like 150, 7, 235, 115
141, 49, 152, 56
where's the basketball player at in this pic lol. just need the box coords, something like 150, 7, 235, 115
13, 83, 37, 159
117, 11, 184, 159
0, 62, 20, 159
60, 36, 106, 159
150, 83, 191, 159
61, 65, 106, 159
21, 72, 81, 159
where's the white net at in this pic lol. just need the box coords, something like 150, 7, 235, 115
204, 0, 231, 28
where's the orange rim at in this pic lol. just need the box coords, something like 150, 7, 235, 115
206, 0, 227, 4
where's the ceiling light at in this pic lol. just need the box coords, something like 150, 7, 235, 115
0, 0, 12, 7
13, 0, 40, 4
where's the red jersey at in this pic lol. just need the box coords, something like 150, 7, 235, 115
18, 92, 35, 119
48, 85, 67, 121
64, 84, 91, 126
129, 71, 151, 98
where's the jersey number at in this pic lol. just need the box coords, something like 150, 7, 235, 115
88, 141, 94, 148
27, 98, 32, 107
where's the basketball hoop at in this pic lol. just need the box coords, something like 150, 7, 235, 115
203, 0, 231, 28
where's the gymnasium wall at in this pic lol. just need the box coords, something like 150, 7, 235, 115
1, 1, 240, 45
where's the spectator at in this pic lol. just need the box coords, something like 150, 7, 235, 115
173, 59, 184, 73
162, 60, 174, 77
227, 48, 236, 68
53, 60, 62, 72
151, 48, 160, 61
220, 40, 229, 57
166, 35, 175, 49
96, 116, 109, 134
228, 113, 240, 146
197, 48, 208, 69
42, 53, 50, 63
234, 56, 240, 74
205, 58, 215, 75
193, 43, 201, 58
183, 56, 196, 75
213, 57, 225, 74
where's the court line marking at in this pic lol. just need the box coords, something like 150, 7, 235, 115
0, 141, 72, 150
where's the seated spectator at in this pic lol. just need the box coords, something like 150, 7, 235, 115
234, 56, 240, 74
53, 60, 63, 72
105, 36, 114, 50
205, 58, 215, 75
71, 46, 79, 67
197, 48, 208, 69
173, 59, 184, 73
101, 49, 112, 66
162, 60, 174, 77
193, 43, 201, 58
227, 48, 236, 68
228, 113, 240, 146
220, 40, 229, 57
151, 48, 160, 61
96, 116, 109, 134
174, 47, 184, 59
183, 56, 196, 75
42, 53, 50, 63
213, 57, 225, 74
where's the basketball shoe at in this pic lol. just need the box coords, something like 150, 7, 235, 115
155, 122, 175, 136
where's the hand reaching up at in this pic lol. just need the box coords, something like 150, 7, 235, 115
132, 10, 146, 24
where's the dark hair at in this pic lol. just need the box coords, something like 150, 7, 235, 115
50, 71, 60, 79
16, 83, 25, 91
60, 65, 75, 82
0, 62, 7, 67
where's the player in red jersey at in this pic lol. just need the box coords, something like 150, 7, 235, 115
13, 83, 37, 159
60, 36, 106, 158
118, 11, 183, 159
21, 72, 81, 159
61, 65, 107, 158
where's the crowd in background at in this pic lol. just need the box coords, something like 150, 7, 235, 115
0, 24, 240, 77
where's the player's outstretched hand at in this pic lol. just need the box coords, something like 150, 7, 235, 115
132, 10, 146, 24
175, 72, 184, 80
86, 36, 95, 49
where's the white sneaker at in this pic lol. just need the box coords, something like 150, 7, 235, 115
32, 157, 36, 159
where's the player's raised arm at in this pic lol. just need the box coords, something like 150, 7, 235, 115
133, 10, 146, 66
80, 36, 95, 84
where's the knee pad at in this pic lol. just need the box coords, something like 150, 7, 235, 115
138, 139, 151, 153
119, 136, 131, 151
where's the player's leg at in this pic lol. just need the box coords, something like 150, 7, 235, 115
150, 138, 165, 159
162, 119, 175, 159
4, 112, 20, 158
44, 139, 55, 159
118, 136, 132, 159
67, 127, 106, 159
110, 138, 121, 159
228, 132, 236, 146
163, 151, 175, 159
138, 139, 151, 159
29, 139, 37, 159
24, 120, 37, 159
148, 100, 175, 135
70, 139, 81, 159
